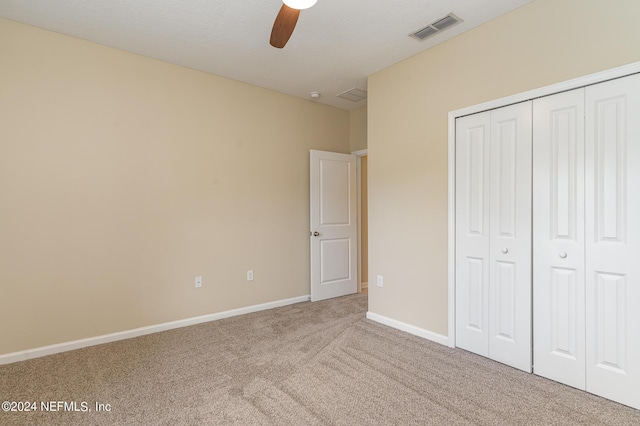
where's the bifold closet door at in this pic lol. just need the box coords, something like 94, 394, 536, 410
488, 103, 532, 372
584, 73, 640, 409
456, 112, 491, 358
534, 74, 640, 409
456, 102, 532, 372
533, 88, 586, 389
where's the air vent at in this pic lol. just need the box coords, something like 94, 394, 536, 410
410, 13, 462, 41
432, 15, 459, 31
413, 26, 439, 40
337, 88, 367, 102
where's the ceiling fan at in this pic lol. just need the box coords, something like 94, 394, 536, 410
270, 0, 317, 48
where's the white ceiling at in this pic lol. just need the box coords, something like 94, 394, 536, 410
0, 0, 532, 110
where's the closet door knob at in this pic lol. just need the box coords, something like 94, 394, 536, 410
501, 248, 509, 254
559, 252, 567, 259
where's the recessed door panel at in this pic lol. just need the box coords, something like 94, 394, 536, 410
496, 120, 517, 237
320, 160, 351, 226
594, 98, 626, 242
320, 238, 351, 284
551, 107, 579, 240
494, 261, 516, 342
550, 267, 579, 360
465, 257, 485, 332
593, 272, 626, 374
467, 127, 486, 236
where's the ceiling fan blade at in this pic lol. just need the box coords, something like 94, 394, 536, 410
270, 4, 300, 48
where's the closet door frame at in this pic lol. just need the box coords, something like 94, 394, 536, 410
447, 61, 640, 348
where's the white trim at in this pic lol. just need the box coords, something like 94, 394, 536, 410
0, 295, 310, 365
357, 155, 362, 292
353, 149, 368, 293
447, 61, 640, 351
447, 112, 457, 348
366, 311, 449, 347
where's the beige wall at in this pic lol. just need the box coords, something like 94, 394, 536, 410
367, 0, 640, 335
0, 18, 350, 355
349, 106, 367, 152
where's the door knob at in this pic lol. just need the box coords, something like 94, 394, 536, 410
313, 231, 320, 237
559, 252, 567, 259
501, 248, 509, 254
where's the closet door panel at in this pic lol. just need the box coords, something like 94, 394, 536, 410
533, 88, 586, 389
489, 102, 532, 372
585, 73, 640, 409
456, 112, 491, 357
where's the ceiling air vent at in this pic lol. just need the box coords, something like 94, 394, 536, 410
410, 13, 462, 41
337, 88, 367, 102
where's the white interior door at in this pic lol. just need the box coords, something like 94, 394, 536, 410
455, 112, 491, 357
584, 73, 640, 409
310, 150, 357, 302
488, 102, 532, 372
533, 88, 586, 389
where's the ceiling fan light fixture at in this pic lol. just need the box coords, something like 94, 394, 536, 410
283, 0, 317, 10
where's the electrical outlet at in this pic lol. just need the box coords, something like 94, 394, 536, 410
247, 270, 254, 281
377, 275, 384, 287
195, 276, 202, 288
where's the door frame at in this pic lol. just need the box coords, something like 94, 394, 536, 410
352, 149, 368, 293
447, 61, 640, 348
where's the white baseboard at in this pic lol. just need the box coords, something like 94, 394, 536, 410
366, 311, 449, 347
0, 295, 310, 365
361, 281, 368, 289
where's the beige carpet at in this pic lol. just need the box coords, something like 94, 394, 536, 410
1, 293, 639, 425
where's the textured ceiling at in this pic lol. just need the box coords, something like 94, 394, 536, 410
0, 0, 533, 110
